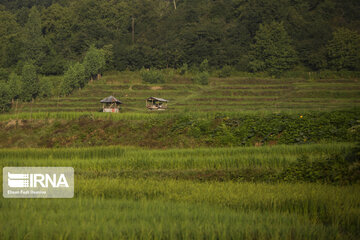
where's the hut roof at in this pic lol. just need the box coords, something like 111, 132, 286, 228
147, 97, 169, 102
100, 96, 122, 104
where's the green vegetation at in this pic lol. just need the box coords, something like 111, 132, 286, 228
0, 110, 358, 148
140, 68, 165, 84
327, 28, 360, 71
21, 62, 39, 102
0, 1, 360, 239
0, 144, 359, 239
83, 45, 105, 80
0, 198, 346, 240
8, 71, 360, 114
61, 63, 86, 96
0, 0, 359, 76
249, 22, 298, 76
0, 81, 11, 113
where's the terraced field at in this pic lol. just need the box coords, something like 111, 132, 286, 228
12, 71, 360, 113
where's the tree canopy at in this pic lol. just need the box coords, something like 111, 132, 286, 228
249, 22, 297, 75
0, 0, 358, 74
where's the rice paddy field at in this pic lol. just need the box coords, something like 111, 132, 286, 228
1, 72, 360, 239
11, 71, 360, 113
0, 144, 360, 239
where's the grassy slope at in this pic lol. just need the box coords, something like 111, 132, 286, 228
12, 71, 360, 113
0, 109, 358, 148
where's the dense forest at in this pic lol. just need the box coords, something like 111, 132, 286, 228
0, 0, 359, 75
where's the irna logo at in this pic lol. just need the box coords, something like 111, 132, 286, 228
3, 167, 74, 198
8, 172, 69, 188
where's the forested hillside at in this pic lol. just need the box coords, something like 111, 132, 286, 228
0, 0, 359, 76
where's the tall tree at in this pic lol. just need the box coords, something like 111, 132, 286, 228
23, 6, 46, 68
0, 9, 22, 68
61, 62, 86, 96
21, 61, 39, 101
249, 21, 297, 75
83, 45, 105, 80
327, 28, 360, 71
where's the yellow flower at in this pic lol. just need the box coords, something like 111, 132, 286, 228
300, 115, 303, 118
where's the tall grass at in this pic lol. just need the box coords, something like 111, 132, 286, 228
0, 143, 353, 170
0, 198, 341, 240
0, 144, 358, 238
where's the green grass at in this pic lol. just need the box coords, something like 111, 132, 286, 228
0, 143, 353, 170
0, 198, 343, 240
10, 71, 360, 114
0, 144, 359, 239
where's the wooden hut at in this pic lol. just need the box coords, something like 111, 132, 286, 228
100, 96, 122, 113
146, 97, 168, 110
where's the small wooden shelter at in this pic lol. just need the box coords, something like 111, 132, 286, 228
100, 96, 122, 113
146, 97, 168, 110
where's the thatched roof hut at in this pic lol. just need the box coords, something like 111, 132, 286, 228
100, 96, 122, 113
146, 97, 168, 110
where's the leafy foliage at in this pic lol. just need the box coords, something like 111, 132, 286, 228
22, 6, 46, 68
179, 63, 188, 75
7, 73, 22, 100
83, 45, 105, 80
21, 62, 39, 101
199, 59, 209, 72
38, 77, 54, 98
280, 148, 360, 184
192, 71, 209, 85
327, 28, 360, 71
0, 81, 12, 113
218, 65, 232, 78
140, 68, 165, 84
0, 0, 358, 75
61, 62, 86, 96
249, 22, 298, 75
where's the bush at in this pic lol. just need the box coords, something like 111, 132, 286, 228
179, 63, 188, 75
38, 78, 54, 98
0, 81, 12, 113
199, 59, 209, 72
279, 148, 360, 184
140, 69, 165, 84
219, 65, 232, 78
61, 62, 86, 96
192, 72, 209, 85
8, 72, 22, 100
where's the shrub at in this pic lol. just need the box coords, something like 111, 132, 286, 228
179, 63, 188, 75
199, 59, 209, 72
38, 78, 54, 98
0, 81, 12, 113
279, 147, 360, 184
219, 65, 232, 78
192, 72, 209, 85
7, 72, 22, 100
140, 69, 165, 84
